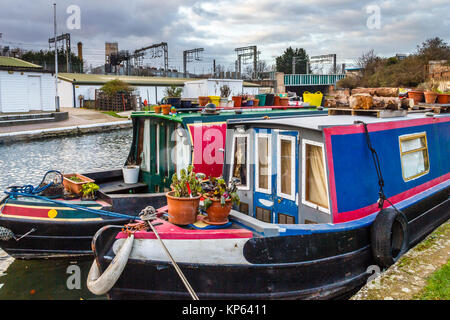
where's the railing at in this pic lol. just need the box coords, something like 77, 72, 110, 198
284, 74, 346, 86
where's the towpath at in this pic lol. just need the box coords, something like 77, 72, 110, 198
352, 219, 449, 300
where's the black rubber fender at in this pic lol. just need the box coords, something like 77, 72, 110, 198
371, 208, 409, 268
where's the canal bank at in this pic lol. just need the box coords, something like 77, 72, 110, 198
351, 219, 450, 300
0, 107, 132, 144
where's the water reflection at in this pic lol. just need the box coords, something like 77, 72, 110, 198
0, 256, 106, 300
0, 129, 132, 190
0, 129, 132, 299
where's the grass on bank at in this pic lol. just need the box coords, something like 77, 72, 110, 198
415, 260, 450, 300
100, 111, 129, 118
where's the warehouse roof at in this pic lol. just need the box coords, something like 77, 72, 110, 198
58, 73, 260, 87
0, 56, 43, 70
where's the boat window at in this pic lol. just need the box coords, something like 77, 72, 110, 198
155, 123, 160, 175
230, 134, 249, 189
173, 127, 190, 176
302, 140, 330, 213
277, 135, 295, 200
255, 133, 272, 193
399, 132, 429, 181
165, 125, 170, 177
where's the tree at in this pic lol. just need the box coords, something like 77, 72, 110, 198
275, 47, 310, 74
20, 49, 83, 73
416, 37, 450, 62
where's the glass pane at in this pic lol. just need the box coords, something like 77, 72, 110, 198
402, 150, 427, 179
280, 139, 292, 195
232, 136, 248, 186
401, 137, 425, 153
258, 136, 269, 190
305, 144, 329, 209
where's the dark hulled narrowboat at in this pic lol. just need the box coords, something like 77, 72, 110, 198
88, 112, 449, 299
0, 106, 325, 259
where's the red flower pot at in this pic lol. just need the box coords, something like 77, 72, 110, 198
166, 191, 200, 225
205, 198, 232, 224
437, 93, 450, 104
232, 96, 242, 108
424, 91, 438, 104
407, 91, 424, 105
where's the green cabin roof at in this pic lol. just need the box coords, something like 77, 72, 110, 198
0, 56, 42, 70
131, 108, 327, 125
58, 73, 260, 87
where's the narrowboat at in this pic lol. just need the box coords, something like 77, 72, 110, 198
88, 112, 449, 299
0, 106, 326, 259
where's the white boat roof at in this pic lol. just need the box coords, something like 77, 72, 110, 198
228, 112, 449, 131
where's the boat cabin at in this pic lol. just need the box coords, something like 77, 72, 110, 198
124, 107, 327, 193
224, 113, 449, 226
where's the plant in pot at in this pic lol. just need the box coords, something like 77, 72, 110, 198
164, 85, 183, 108
418, 80, 439, 104
166, 165, 203, 225
122, 160, 140, 184
63, 173, 95, 195
81, 182, 99, 201
201, 176, 240, 225
153, 104, 161, 113
219, 85, 231, 107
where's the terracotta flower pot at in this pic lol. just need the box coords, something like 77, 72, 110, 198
280, 97, 290, 106
407, 91, 424, 105
437, 93, 450, 104
274, 95, 280, 106
166, 191, 200, 225
63, 173, 95, 195
424, 91, 438, 104
161, 104, 171, 115
253, 99, 259, 107
154, 105, 161, 114
198, 96, 210, 107
205, 198, 232, 224
232, 96, 242, 108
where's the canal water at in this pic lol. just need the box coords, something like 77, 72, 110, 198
0, 129, 132, 299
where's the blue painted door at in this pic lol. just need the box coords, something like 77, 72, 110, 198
253, 129, 298, 224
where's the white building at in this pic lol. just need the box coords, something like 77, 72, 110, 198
0, 57, 55, 113
57, 73, 260, 108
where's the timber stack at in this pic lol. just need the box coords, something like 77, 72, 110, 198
325, 87, 414, 111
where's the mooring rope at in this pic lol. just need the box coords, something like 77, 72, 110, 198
140, 207, 199, 300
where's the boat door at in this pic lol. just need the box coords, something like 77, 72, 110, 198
253, 129, 298, 224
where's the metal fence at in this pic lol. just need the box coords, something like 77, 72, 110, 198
284, 74, 346, 86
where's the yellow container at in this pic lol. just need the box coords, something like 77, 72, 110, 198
209, 96, 221, 107
303, 91, 323, 107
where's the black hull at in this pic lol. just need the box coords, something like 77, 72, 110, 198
94, 189, 449, 300
0, 216, 130, 259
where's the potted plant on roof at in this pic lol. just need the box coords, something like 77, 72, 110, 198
219, 85, 231, 107
166, 165, 203, 225
81, 182, 100, 201
164, 85, 183, 108
418, 80, 439, 104
201, 176, 240, 225
63, 173, 95, 195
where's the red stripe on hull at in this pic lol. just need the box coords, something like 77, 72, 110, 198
116, 219, 253, 240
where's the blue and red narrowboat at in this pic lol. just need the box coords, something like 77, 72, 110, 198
88, 112, 449, 299
0, 106, 325, 259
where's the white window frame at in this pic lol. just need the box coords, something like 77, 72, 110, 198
155, 124, 160, 175
301, 139, 330, 214
398, 132, 430, 182
229, 133, 250, 190
255, 132, 272, 194
277, 134, 296, 201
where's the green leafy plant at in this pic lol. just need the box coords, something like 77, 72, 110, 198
68, 175, 83, 182
220, 85, 231, 98
164, 85, 183, 98
100, 79, 134, 97
202, 176, 240, 209
81, 182, 99, 199
171, 165, 203, 198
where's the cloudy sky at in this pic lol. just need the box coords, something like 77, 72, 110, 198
0, 0, 449, 73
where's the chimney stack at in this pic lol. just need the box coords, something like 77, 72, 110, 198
77, 42, 83, 61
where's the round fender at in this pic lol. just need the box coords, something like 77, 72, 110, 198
371, 208, 409, 268
87, 234, 134, 295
